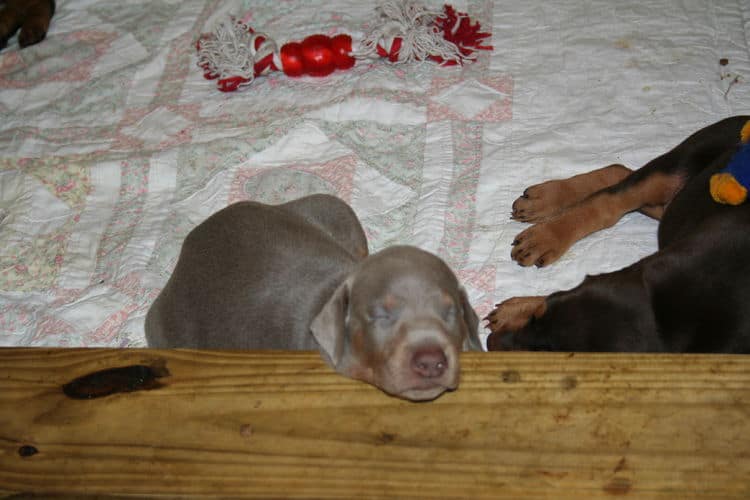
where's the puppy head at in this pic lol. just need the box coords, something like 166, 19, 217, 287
311, 245, 481, 401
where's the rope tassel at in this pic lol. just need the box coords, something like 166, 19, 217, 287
196, 1, 492, 92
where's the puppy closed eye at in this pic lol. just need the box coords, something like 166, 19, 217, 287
441, 302, 457, 323
367, 304, 398, 325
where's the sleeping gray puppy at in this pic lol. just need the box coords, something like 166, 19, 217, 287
146, 194, 482, 401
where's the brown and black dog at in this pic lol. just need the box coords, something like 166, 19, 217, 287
486, 116, 750, 353
0, 0, 55, 50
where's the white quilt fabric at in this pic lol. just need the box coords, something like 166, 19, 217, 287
1, 0, 748, 347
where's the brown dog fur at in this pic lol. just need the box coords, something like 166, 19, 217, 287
0, 0, 55, 50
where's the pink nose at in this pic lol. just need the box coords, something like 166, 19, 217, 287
411, 347, 448, 378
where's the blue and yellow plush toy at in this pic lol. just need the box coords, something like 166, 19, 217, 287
710, 120, 750, 205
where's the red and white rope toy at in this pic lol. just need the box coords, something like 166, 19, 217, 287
197, 1, 492, 92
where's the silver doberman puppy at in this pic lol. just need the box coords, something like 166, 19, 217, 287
146, 194, 482, 401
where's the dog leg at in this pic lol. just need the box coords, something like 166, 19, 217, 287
485, 269, 657, 352
0, 2, 23, 50
510, 117, 750, 267
511, 171, 683, 267
0, 0, 54, 50
491, 214, 750, 353
512, 164, 632, 222
18, 0, 54, 48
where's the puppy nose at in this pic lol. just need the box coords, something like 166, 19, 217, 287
411, 347, 448, 378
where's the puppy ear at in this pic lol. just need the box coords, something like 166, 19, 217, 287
310, 277, 352, 368
459, 286, 483, 351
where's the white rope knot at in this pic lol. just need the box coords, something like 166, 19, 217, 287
354, 0, 467, 64
197, 18, 279, 86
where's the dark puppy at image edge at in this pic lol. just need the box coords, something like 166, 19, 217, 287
146, 194, 482, 402
0, 0, 55, 50
486, 116, 750, 354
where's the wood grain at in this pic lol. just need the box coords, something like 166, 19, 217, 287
0, 348, 748, 498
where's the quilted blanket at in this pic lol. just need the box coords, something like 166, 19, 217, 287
1, 0, 748, 347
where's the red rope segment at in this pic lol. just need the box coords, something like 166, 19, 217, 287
196, 3, 492, 92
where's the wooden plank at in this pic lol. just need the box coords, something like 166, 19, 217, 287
0, 348, 748, 499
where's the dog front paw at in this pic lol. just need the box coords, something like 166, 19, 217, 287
511, 180, 576, 222
485, 296, 544, 333
0, 0, 54, 51
510, 220, 575, 267
484, 296, 547, 350
18, 19, 48, 47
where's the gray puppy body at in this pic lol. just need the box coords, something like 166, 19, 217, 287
146, 194, 481, 401
146, 194, 365, 351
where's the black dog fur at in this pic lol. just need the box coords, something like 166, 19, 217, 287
487, 116, 750, 353
0, 0, 55, 50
